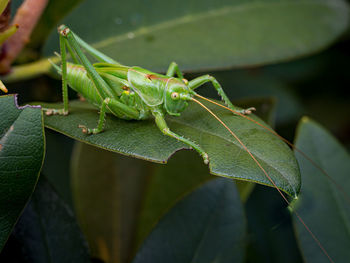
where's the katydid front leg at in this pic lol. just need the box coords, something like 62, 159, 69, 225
152, 108, 209, 164
188, 75, 256, 115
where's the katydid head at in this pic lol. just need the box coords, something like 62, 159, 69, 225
164, 78, 194, 116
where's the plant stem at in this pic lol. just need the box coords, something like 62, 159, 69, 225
1, 56, 59, 83
0, 0, 48, 73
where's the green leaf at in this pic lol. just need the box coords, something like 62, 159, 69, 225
133, 179, 246, 263
292, 118, 350, 262
38, 99, 300, 197
135, 150, 211, 250
0, 176, 90, 262
245, 186, 303, 263
0, 95, 45, 251
43, 0, 350, 72
71, 142, 151, 263
41, 129, 75, 206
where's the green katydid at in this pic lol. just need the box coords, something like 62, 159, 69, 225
44, 25, 342, 262
45, 24, 256, 165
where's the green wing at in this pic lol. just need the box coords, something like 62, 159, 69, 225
127, 66, 168, 106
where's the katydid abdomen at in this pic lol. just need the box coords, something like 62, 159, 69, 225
66, 63, 103, 108
65, 62, 151, 121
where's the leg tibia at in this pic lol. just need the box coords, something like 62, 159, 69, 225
79, 98, 110, 134
153, 110, 209, 164
44, 33, 70, 116
78, 97, 141, 134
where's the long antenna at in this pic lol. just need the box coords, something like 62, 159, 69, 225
194, 93, 350, 205
191, 97, 334, 263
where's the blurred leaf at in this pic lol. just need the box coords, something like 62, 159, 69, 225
41, 129, 75, 206
135, 150, 211, 250
244, 186, 303, 263
235, 180, 256, 203
71, 142, 150, 263
43, 0, 350, 72
133, 179, 246, 263
292, 118, 350, 262
0, 95, 44, 251
37, 99, 300, 197
262, 53, 328, 83
0, 176, 90, 263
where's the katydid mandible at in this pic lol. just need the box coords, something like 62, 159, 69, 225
45, 24, 255, 165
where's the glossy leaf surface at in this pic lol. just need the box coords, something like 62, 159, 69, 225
0, 95, 44, 251
292, 118, 350, 262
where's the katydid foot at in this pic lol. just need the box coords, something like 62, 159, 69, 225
241, 107, 256, 115
78, 124, 102, 135
44, 108, 68, 116
202, 152, 209, 164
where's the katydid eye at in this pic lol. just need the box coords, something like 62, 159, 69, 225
171, 92, 179, 100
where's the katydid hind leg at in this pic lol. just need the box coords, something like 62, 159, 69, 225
188, 74, 255, 115
166, 62, 184, 79
71, 30, 120, 65
58, 25, 115, 100
44, 32, 70, 116
79, 98, 110, 134
79, 97, 140, 134
152, 109, 209, 164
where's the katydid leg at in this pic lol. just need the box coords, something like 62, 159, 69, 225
44, 32, 70, 116
152, 109, 209, 164
79, 97, 141, 134
58, 25, 114, 99
71, 31, 120, 65
166, 62, 184, 79
188, 75, 255, 115
79, 97, 110, 134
